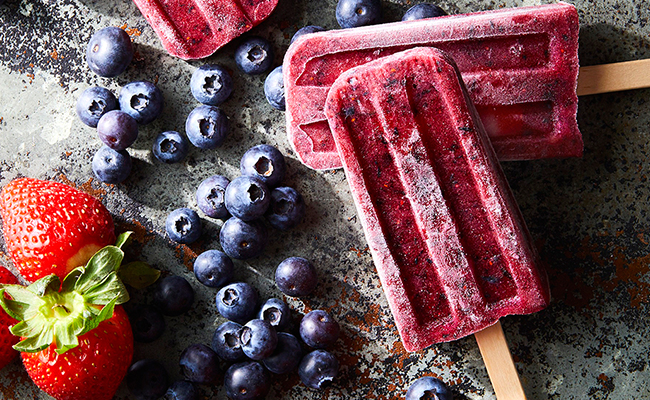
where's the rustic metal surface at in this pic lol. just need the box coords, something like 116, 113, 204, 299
0, 0, 649, 399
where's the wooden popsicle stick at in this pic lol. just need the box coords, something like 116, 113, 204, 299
578, 59, 650, 96
474, 321, 527, 400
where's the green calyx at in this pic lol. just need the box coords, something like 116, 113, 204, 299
0, 232, 135, 354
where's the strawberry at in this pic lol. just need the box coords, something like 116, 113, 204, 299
0, 177, 116, 282
0, 266, 19, 370
0, 233, 134, 400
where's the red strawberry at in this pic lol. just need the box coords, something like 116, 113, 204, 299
0, 266, 19, 370
0, 178, 116, 282
0, 235, 134, 400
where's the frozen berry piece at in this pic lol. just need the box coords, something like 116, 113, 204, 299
263, 332, 302, 374
185, 105, 229, 149
153, 275, 195, 316
212, 321, 245, 362
193, 249, 233, 288
196, 175, 230, 219
97, 110, 138, 150
216, 282, 259, 323
224, 361, 270, 400
298, 350, 339, 390
224, 175, 270, 222
126, 359, 170, 400
190, 64, 233, 105
153, 131, 189, 164
291, 25, 325, 44
336, 0, 382, 29
179, 344, 221, 385
234, 37, 274, 75
76, 86, 118, 128
165, 208, 202, 244
92, 145, 132, 184
299, 309, 340, 349
119, 81, 164, 125
219, 217, 267, 260
240, 144, 286, 188
402, 3, 447, 21
406, 376, 453, 400
86, 27, 133, 77
240, 319, 278, 361
257, 298, 290, 331
264, 66, 285, 111
275, 257, 317, 297
167, 380, 198, 400
128, 304, 166, 343
266, 186, 305, 230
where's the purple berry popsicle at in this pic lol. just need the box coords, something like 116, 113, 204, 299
324, 47, 550, 351
285, 2, 580, 170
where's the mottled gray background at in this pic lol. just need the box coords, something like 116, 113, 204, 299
0, 0, 649, 399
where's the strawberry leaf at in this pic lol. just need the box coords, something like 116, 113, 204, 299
81, 297, 117, 336
74, 246, 124, 295
54, 320, 79, 354
27, 275, 61, 296
0, 285, 43, 321
84, 273, 130, 305
61, 267, 84, 293
115, 231, 133, 249
0, 291, 30, 321
118, 262, 161, 289
14, 325, 54, 353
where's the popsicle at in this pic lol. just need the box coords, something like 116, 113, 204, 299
324, 47, 550, 351
132, 0, 279, 60
285, 2, 580, 170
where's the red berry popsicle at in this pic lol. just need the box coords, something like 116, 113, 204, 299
132, 0, 278, 60
286, 2, 580, 170
325, 47, 550, 351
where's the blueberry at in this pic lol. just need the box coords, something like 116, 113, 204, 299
86, 27, 133, 77
240, 144, 286, 188
224, 361, 271, 400
219, 217, 267, 260
257, 298, 291, 330
240, 319, 278, 361
224, 176, 270, 222
299, 309, 340, 349
266, 186, 305, 230
119, 81, 164, 125
298, 350, 339, 390
167, 380, 198, 400
263, 66, 285, 111
152, 131, 189, 163
196, 175, 230, 219
193, 249, 233, 288
212, 321, 245, 362
179, 344, 221, 385
128, 304, 166, 343
152, 275, 195, 316
402, 3, 447, 21
234, 37, 274, 75
336, 0, 382, 28
92, 145, 132, 184
216, 282, 259, 323
291, 25, 325, 44
190, 64, 233, 105
406, 376, 453, 400
165, 208, 202, 244
76, 86, 118, 128
97, 110, 138, 150
126, 359, 170, 400
185, 105, 229, 149
275, 257, 317, 297
262, 332, 302, 374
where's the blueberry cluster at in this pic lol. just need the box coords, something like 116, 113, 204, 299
77, 27, 165, 184
166, 144, 306, 262
203, 256, 340, 398
125, 274, 198, 399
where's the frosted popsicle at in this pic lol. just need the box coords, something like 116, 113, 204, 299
132, 0, 278, 60
325, 47, 550, 351
285, 2, 580, 170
